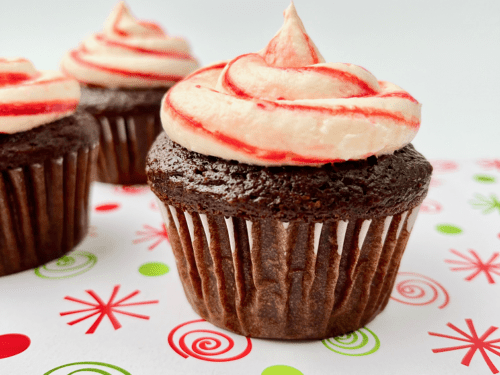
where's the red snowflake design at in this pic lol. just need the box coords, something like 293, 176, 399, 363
446, 249, 500, 284
478, 159, 500, 172
430, 160, 459, 173
133, 223, 169, 250
429, 319, 500, 374
420, 199, 442, 214
60, 285, 159, 334
114, 185, 149, 195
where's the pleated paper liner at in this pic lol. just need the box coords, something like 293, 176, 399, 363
0, 144, 99, 277
96, 112, 163, 185
158, 200, 422, 339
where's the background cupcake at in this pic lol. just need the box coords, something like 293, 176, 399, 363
147, 4, 432, 340
0, 58, 99, 276
61, 1, 198, 185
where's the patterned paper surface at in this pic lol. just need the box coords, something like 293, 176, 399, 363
0, 159, 499, 375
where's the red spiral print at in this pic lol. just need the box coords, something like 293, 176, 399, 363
168, 319, 252, 362
391, 272, 450, 309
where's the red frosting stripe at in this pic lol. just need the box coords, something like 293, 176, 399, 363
0, 100, 79, 116
69, 50, 185, 82
0, 58, 80, 133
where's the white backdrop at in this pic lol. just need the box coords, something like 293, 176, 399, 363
1, 0, 499, 159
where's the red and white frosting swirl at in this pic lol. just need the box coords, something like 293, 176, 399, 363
0, 58, 80, 134
61, 2, 199, 88
161, 4, 421, 165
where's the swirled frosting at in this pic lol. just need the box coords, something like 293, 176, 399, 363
161, 4, 421, 165
0, 58, 80, 134
61, 2, 199, 88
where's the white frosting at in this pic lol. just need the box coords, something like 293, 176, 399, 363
160, 4, 421, 165
0, 58, 80, 134
61, 2, 199, 88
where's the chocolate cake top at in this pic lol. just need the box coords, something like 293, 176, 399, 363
0, 109, 99, 170
147, 133, 432, 222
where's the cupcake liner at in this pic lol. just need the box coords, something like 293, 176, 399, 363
0, 145, 98, 276
157, 199, 422, 339
96, 112, 163, 185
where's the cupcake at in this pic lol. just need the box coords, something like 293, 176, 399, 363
0, 58, 99, 277
61, 2, 199, 185
147, 4, 432, 339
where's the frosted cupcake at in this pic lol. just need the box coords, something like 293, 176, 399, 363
147, 4, 432, 339
0, 58, 99, 276
61, 1, 198, 184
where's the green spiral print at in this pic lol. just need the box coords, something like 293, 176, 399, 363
322, 327, 380, 356
43, 361, 130, 375
35, 251, 97, 279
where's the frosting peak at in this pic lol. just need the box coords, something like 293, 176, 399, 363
103, 2, 165, 38
0, 58, 80, 134
259, 3, 324, 68
161, 4, 421, 166
61, 2, 199, 88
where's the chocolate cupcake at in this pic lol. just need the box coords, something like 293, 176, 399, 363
0, 58, 99, 277
147, 4, 432, 339
61, 2, 199, 185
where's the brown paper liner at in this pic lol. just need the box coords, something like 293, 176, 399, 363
96, 112, 163, 185
0, 145, 99, 277
158, 200, 422, 339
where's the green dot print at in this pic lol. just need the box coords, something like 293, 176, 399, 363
262, 365, 304, 375
139, 262, 169, 276
436, 224, 463, 235
474, 174, 496, 183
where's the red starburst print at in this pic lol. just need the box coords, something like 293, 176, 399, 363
478, 159, 500, 172
429, 319, 500, 374
446, 249, 500, 284
60, 285, 159, 334
133, 224, 169, 250
430, 160, 459, 173
421, 199, 442, 214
